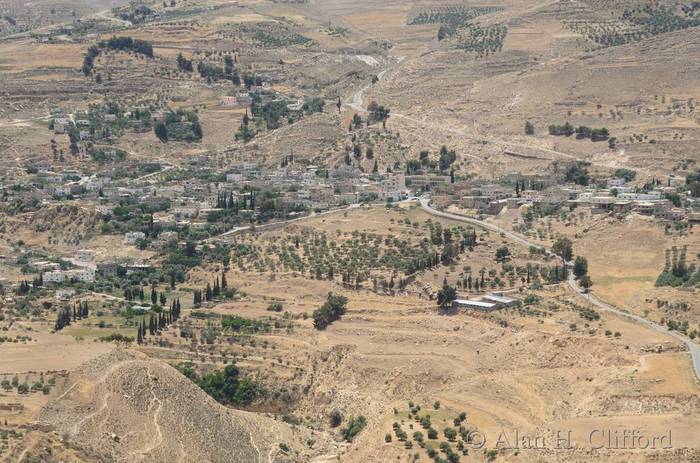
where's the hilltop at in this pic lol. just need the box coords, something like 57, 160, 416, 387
11, 349, 337, 462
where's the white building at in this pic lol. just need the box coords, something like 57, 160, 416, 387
607, 177, 626, 188
43, 268, 95, 283
618, 191, 662, 201
124, 232, 146, 244
452, 299, 498, 312
43, 270, 66, 283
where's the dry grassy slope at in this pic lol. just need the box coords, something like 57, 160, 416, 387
0, 203, 100, 251
29, 349, 333, 463
365, 2, 700, 177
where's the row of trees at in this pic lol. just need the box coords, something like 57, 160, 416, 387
54, 301, 89, 331
154, 112, 203, 143
548, 122, 610, 141
136, 299, 181, 344
193, 271, 229, 306
405, 145, 457, 176
552, 237, 593, 291
82, 36, 154, 77
214, 191, 257, 211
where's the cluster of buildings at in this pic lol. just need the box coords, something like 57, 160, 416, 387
86, 163, 409, 225
8, 160, 413, 246
427, 172, 696, 223
42, 267, 96, 284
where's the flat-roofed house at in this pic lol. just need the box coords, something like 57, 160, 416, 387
482, 294, 518, 307
452, 299, 499, 312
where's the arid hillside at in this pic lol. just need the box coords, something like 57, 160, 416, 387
14, 349, 336, 462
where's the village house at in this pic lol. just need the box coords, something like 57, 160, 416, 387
126, 263, 152, 274
124, 231, 146, 244
381, 173, 406, 193
461, 196, 491, 210
618, 191, 663, 201
182, 179, 204, 191
607, 177, 626, 188
452, 293, 518, 312
488, 199, 507, 215
226, 172, 244, 183
221, 96, 238, 106
406, 174, 451, 189
335, 192, 359, 205
476, 184, 512, 201
43, 268, 95, 284
667, 175, 686, 188
430, 195, 455, 209
656, 208, 686, 221
635, 202, 655, 215
539, 186, 571, 205
309, 186, 334, 207
53, 117, 71, 134
171, 202, 200, 218
96, 261, 118, 277
452, 299, 498, 311
286, 99, 304, 111
520, 190, 540, 202
33, 172, 62, 184
51, 185, 71, 197
30, 260, 60, 272
612, 200, 633, 213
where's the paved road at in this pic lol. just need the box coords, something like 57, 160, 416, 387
567, 275, 700, 383
418, 197, 700, 383
346, 66, 391, 112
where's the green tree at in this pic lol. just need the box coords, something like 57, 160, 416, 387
525, 120, 535, 135
436, 281, 457, 308
552, 237, 573, 262
313, 293, 348, 330
573, 256, 588, 279
154, 122, 168, 142
579, 274, 593, 292
495, 246, 511, 263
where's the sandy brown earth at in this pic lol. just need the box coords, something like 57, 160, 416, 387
1, 0, 700, 462
18, 349, 337, 463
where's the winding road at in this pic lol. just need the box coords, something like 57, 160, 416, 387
418, 196, 700, 383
